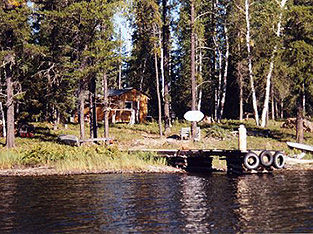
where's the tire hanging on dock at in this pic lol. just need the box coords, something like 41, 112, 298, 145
273, 151, 285, 169
259, 150, 274, 167
244, 152, 260, 170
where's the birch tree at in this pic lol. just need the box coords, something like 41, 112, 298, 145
153, 24, 163, 137
162, 0, 171, 134
245, 0, 259, 126
260, 0, 288, 127
209, 0, 231, 122
219, 18, 230, 119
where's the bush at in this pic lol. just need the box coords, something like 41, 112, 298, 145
21, 143, 68, 166
204, 125, 232, 140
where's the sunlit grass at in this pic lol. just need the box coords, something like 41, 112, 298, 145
0, 149, 23, 169
0, 141, 167, 173
0, 119, 312, 173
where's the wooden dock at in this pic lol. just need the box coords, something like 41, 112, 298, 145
127, 149, 286, 174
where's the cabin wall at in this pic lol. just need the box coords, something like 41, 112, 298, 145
79, 89, 148, 124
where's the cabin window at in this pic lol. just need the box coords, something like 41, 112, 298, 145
125, 101, 133, 109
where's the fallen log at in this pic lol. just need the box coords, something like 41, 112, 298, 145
285, 156, 313, 165
281, 118, 313, 132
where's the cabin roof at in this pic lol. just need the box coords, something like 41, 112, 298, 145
108, 88, 133, 97
108, 88, 149, 98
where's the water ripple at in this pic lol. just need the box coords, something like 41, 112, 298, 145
1, 171, 313, 233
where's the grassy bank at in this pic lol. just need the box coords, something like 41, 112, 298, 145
0, 119, 312, 175
0, 143, 169, 174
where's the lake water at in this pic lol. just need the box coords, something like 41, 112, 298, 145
1, 171, 313, 233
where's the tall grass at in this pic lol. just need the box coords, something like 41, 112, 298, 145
0, 142, 167, 173
0, 149, 23, 169
1, 119, 313, 173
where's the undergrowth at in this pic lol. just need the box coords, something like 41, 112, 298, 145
0, 142, 167, 172
1, 119, 313, 172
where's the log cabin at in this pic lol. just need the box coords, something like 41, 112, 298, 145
80, 88, 149, 124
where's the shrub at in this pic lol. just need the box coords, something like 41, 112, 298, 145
204, 125, 231, 140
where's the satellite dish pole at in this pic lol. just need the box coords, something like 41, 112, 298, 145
184, 110, 204, 141
190, 0, 197, 140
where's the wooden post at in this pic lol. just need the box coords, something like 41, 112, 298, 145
238, 124, 247, 151
112, 111, 116, 124
296, 107, 303, 143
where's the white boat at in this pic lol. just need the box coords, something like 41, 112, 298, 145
286, 142, 313, 152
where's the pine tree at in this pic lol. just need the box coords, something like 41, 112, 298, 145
39, 0, 119, 138
0, 1, 31, 148
283, 0, 313, 116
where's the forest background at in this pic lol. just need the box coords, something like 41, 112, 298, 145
0, 0, 312, 148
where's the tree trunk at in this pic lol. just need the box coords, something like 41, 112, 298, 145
78, 83, 85, 140
245, 0, 259, 126
139, 58, 147, 91
219, 22, 230, 119
190, 0, 197, 139
260, 55, 274, 127
52, 105, 57, 131
103, 71, 109, 138
159, 42, 165, 99
163, 0, 171, 135
216, 49, 222, 121
302, 83, 306, 116
197, 46, 203, 111
260, 0, 288, 127
214, 87, 218, 119
296, 107, 303, 143
271, 84, 275, 120
78, 45, 89, 139
154, 32, 163, 137
89, 76, 97, 139
197, 88, 203, 111
89, 90, 93, 139
238, 62, 244, 122
280, 99, 284, 119
118, 28, 122, 89
0, 102, 6, 138
6, 66, 15, 148
275, 97, 279, 119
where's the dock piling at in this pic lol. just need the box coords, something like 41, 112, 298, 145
238, 125, 247, 151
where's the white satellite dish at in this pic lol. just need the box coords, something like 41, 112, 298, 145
184, 110, 204, 122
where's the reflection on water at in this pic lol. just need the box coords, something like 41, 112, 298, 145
235, 172, 313, 233
1, 171, 313, 233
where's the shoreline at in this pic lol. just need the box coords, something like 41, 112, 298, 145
1, 121, 313, 177
0, 165, 185, 177
0, 163, 312, 177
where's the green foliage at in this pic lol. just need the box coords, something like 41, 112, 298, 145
127, 0, 163, 116
282, 1, 313, 109
0, 0, 123, 124
9, 141, 167, 171
0, 0, 312, 144
204, 125, 232, 140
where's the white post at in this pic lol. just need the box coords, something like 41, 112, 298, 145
129, 109, 135, 125
238, 124, 247, 151
112, 111, 116, 124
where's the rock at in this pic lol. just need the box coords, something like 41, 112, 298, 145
58, 134, 80, 146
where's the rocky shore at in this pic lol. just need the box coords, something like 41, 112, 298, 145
0, 165, 184, 177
